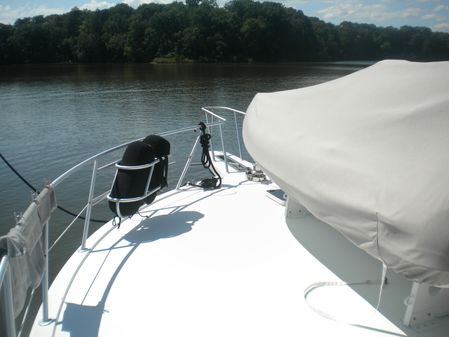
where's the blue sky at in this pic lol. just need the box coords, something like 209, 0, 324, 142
0, 0, 448, 32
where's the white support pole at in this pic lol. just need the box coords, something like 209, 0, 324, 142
41, 221, 50, 324
233, 111, 243, 159
218, 124, 228, 173
1, 257, 17, 337
176, 136, 200, 189
81, 159, 98, 250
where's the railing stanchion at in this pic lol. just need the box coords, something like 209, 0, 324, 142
204, 110, 209, 125
81, 159, 98, 250
234, 111, 243, 159
1, 257, 17, 337
41, 220, 50, 324
176, 136, 201, 189
201, 106, 246, 166
218, 124, 229, 173
209, 116, 216, 161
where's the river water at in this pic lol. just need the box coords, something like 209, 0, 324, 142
0, 63, 362, 286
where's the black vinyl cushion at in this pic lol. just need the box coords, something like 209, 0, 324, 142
143, 135, 170, 158
109, 141, 155, 216
143, 135, 170, 200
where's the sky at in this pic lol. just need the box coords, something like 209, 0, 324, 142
0, 0, 448, 33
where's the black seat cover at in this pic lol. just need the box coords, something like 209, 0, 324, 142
108, 141, 155, 216
142, 135, 170, 204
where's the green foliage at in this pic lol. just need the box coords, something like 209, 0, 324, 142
0, 0, 448, 64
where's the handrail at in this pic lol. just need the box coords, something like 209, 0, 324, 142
0, 107, 246, 337
49, 120, 228, 250
115, 159, 160, 170
202, 106, 246, 163
50, 122, 223, 189
200, 108, 227, 122
202, 106, 246, 116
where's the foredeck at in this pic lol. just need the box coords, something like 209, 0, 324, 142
30, 158, 449, 337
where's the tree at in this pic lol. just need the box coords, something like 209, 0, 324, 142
0, 24, 15, 63
0, 0, 448, 64
186, 0, 201, 6
77, 10, 107, 62
102, 4, 133, 61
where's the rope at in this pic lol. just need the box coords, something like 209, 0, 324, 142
304, 262, 389, 327
112, 216, 122, 229
304, 279, 383, 325
376, 263, 388, 309
0, 153, 36, 192
189, 122, 222, 189
0, 152, 107, 223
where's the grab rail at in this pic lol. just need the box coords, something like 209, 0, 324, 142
0, 107, 245, 337
201, 106, 246, 171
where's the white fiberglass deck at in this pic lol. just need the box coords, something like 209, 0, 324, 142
31, 158, 449, 337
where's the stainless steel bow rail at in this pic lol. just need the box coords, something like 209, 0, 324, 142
202, 106, 247, 169
0, 107, 246, 337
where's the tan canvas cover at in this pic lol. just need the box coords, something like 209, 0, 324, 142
243, 60, 449, 286
0, 186, 56, 317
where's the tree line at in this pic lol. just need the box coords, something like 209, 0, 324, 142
0, 0, 448, 64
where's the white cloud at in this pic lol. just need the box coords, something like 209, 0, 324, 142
317, 2, 427, 25
276, 0, 311, 5
79, 0, 116, 11
123, 0, 145, 6
124, 0, 307, 7
123, 0, 178, 6
422, 13, 439, 20
401, 7, 422, 18
318, 3, 390, 23
0, 4, 65, 24
433, 22, 449, 32
434, 4, 449, 12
